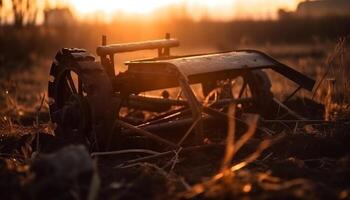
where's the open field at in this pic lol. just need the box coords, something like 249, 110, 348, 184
0, 20, 350, 199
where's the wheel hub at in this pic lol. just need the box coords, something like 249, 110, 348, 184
60, 94, 90, 135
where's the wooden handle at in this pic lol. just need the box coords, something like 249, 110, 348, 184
96, 38, 179, 56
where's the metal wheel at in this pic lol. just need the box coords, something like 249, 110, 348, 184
202, 70, 273, 117
48, 48, 116, 151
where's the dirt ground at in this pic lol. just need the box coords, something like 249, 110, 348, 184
0, 43, 350, 200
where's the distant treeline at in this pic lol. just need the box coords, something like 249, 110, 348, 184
0, 16, 349, 68
167, 16, 350, 48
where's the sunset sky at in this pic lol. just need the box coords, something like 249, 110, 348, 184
0, 0, 305, 23
64, 0, 303, 21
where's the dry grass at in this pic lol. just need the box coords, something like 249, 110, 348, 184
312, 37, 350, 120
0, 35, 349, 199
183, 104, 284, 199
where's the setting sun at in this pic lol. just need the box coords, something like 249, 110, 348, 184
65, 0, 302, 21
68, 0, 177, 14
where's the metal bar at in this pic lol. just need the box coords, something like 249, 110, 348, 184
128, 95, 250, 108
177, 117, 201, 146
271, 64, 315, 91
249, 50, 315, 91
178, 77, 204, 144
238, 81, 248, 99
140, 117, 193, 132
91, 149, 159, 157
261, 119, 339, 124
210, 98, 253, 107
137, 107, 191, 128
202, 106, 270, 134
122, 115, 221, 136
273, 98, 306, 120
163, 33, 171, 56
114, 94, 188, 112
66, 73, 77, 94
202, 106, 227, 120
128, 94, 188, 106
133, 118, 194, 133
96, 38, 179, 56
114, 119, 179, 148
125, 117, 195, 133
283, 86, 302, 103
202, 106, 250, 126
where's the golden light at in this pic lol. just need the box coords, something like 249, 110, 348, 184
65, 0, 303, 21
243, 184, 252, 193
69, 0, 178, 15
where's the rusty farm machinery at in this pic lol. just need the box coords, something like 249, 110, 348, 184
48, 34, 315, 152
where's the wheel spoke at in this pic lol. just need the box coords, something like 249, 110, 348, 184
238, 81, 247, 99
67, 72, 78, 94
78, 78, 83, 95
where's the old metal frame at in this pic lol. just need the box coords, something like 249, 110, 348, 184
50, 33, 317, 151
91, 33, 317, 150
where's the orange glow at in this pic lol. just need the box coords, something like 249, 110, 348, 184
65, 0, 303, 21
243, 184, 252, 193
68, 0, 175, 14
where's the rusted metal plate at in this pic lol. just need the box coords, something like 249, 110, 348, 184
160, 51, 273, 76
128, 50, 273, 75
126, 50, 315, 91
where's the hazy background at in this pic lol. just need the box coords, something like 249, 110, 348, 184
0, 0, 349, 60
0, 0, 349, 108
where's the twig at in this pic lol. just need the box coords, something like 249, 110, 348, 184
230, 135, 284, 172
168, 147, 182, 173
312, 37, 347, 100
259, 127, 275, 136
177, 117, 201, 146
221, 104, 236, 171
233, 114, 259, 155
113, 119, 179, 148
115, 151, 172, 168
179, 177, 192, 191
91, 149, 160, 157
114, 143, 223, 168
262, 152, 273, 161
35, 94, 46, 154
293, 122, 299, 134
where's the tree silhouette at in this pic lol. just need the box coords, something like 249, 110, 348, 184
0, 0, 3, 24
11, 0, 37, 27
